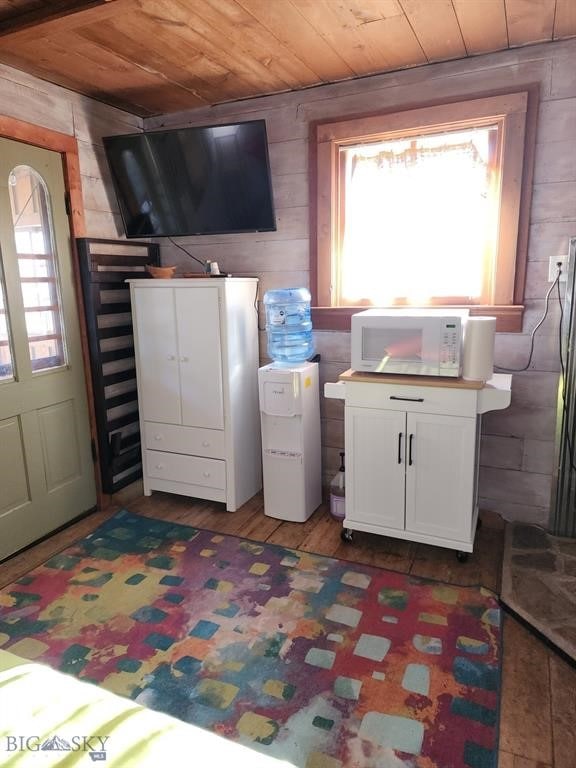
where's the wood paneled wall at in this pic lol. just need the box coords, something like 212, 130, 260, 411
147, 39, 576, 527
0, 61, 142, 237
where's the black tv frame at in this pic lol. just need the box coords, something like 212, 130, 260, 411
103, 119, 277, 238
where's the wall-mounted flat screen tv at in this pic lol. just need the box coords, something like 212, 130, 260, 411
103, 119, 276, 238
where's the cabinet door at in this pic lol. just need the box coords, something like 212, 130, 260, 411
175, 287, 224, 430
405, 412, 476, 542
345, 406, 406, 530
132, 287, 181, 424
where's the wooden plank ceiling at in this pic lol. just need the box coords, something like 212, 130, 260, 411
0, 0, 574, 117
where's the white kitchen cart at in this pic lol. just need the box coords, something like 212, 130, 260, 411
324, 370, 512, 561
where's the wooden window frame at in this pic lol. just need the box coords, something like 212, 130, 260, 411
310, 89, 538, 332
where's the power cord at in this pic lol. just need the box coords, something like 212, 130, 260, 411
253, 283, 263, 330
494, 259, 576, 473
555, 267, 576, 471
167, 237, 206, 270
494, 261, 562, 373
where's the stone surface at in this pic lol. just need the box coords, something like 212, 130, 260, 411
511, 552, 557, 571
512, 524, 549, 549
502, 522, 576, 661
556, 625, 576, 648
556, 538, 576, 557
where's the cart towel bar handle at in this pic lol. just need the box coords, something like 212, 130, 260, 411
390, 396, 424, 402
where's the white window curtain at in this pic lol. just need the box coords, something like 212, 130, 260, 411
339, 131, 495, 306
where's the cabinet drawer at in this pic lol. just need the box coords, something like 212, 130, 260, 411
145, 450, 226, 489
144, 422, 225, 459
345, 381, 477, 417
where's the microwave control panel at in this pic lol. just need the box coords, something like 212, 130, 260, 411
439, 323, 461, 371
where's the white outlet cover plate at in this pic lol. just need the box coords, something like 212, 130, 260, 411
549, 255, 567, 282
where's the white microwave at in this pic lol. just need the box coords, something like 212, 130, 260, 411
351, 309, 468, 377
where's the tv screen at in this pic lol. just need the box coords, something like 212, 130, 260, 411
103, 120, 276, 238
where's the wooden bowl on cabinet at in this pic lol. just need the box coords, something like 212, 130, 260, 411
146, 264, 177, 279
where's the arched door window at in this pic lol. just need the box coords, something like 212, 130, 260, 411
8, 165, 66, 372
0, 260, 14, 381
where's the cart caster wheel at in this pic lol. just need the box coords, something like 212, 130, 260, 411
456, 551, 469, 563
341, 528, 354, 544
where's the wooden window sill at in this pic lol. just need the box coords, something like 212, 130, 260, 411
311, 305, 525, 333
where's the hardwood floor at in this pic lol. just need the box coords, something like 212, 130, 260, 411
1, 490, 574, 768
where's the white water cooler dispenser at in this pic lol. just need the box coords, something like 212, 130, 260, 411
258, 362, 322, 522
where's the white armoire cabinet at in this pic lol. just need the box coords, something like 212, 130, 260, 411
129, 278, 261, 511
325, 370, 512, 559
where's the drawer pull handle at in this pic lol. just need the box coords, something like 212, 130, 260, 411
390, 396, 424, 403
203, 471, 211, 478
397, 432, 403, 464
155, 463, 164, 470
180, 356, 189, 363
167, 354, 176, 361
202, 441, 210, 447
408, 434, 414, 466
154, 435, 163, 441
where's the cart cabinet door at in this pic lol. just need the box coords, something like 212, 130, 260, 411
345, 406, 406, 530
405, 412, 476, 543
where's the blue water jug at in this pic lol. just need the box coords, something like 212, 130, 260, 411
263, 287, 315, 364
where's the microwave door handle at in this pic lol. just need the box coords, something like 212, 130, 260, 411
390, 396, 425, 403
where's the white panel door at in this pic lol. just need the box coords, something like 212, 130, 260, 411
131, 286, 181, 424
345, 406, 405, 530
0, 138, 96, 560
175, 287, 223, 430
405, 412, 476, 542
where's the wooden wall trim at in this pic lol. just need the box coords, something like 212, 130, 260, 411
513, 82, 539, 307
312, 305, 524, 333
0, 115, 86, 235
0, 115, 76, 150
316, 92, 528, 143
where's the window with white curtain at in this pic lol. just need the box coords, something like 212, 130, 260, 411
312, 91, 534, 332
338, 127, 497, 306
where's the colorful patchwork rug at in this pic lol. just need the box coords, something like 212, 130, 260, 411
0, 510, 501, 768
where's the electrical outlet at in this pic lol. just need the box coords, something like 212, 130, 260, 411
549, 255, 567, 282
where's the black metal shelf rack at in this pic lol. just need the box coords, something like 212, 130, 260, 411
76, 237, 160, 493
